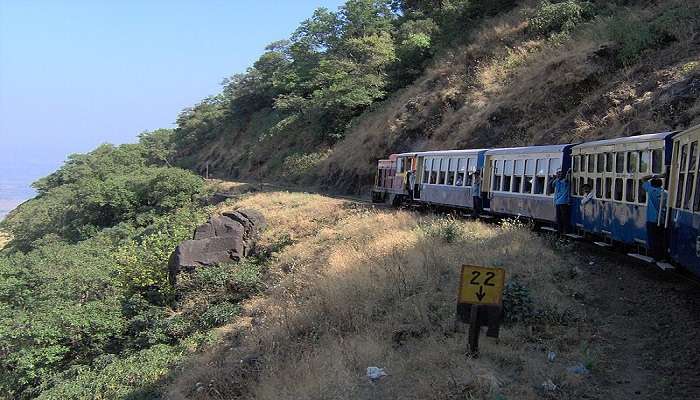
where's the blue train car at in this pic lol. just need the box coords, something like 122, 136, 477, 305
569, 132, 675, 249
411, 149, 487, 209
483, 145, 573, 222
667, 125, 700, 274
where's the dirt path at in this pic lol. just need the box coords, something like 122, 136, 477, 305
574, 243, 700, 400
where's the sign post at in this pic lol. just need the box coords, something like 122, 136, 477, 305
456, 265, 505, 357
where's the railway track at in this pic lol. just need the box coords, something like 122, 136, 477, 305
211, 178, 700, 288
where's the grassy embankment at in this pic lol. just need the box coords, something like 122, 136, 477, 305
0, 232, 8, 250
167, 188, 593, 399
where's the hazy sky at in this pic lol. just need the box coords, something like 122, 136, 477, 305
0, 0, 345, 169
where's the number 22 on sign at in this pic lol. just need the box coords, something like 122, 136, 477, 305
457, 265, 505, 306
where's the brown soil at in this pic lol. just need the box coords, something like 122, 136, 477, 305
570, 242, 700, 400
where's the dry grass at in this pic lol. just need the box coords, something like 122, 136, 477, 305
0, 231, 9, 250
166, 191, 592, 400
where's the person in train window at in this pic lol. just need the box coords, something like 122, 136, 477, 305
406, 170, 415, 199
455, 174, 463, 186
641, 174, 668, 261
581, 183, 594, 205
551, 169, 571, 234
471, 170, 482, 216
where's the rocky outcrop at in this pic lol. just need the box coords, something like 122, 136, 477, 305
168, 209, 266, 285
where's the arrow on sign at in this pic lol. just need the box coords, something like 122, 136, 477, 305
476, 285, 486, 301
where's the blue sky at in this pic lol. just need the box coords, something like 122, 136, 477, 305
0, 0, 345, 172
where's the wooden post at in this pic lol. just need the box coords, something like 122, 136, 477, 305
205, 162, 209, 179
468, 305, 480, 357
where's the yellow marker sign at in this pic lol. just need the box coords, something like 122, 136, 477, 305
458, 265, 505, 305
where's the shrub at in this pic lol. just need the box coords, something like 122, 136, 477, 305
417, 217, 465, 243
35, 333, 213, 400
198, 302, 241, 329
527, 0, 595, 37
279, 150, 332, 183
502, 280, 535, 323
607, 5, 699, 65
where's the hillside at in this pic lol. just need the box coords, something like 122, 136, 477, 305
171, 0, 700, 193
2, 1, 699, 399
166, 188, 700, 400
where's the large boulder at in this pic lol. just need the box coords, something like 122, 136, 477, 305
168, 209, 266, 285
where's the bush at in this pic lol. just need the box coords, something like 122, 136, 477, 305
502, 280, 535, 323
417, 217, 464, 243
35, 333, 213, 400
279, 150, 332, 183
198, 302, 241, 329
607, 5, 699, 66
527, 0, 595, 37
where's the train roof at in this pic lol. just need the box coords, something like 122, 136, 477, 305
394, 149, 488, 157
573, 131, 675, 149
673, 124, 700, 140
485, 144, 572, 156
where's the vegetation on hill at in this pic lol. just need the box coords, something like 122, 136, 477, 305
2, 1, 699, 398
0, 132, 268, 399
170, 0, 699, 191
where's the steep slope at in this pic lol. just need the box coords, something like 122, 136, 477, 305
321, 0, 700, 190
172, 1, 699, 194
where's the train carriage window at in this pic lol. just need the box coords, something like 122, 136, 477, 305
524, 159, 535, 193
534, 158, 547, 194
597, 153, 604, 173
438, 158, 446, 184
513, 159, 524, 193
638, 179, 647, 204
456, 158, 466, 186
694, 170, 700, 213
689, 142, 698, 171
493, 160, 503, 191
627, 151, 638, 173
685, 142, 698, 210
614, 178, 624, 201
503, 160, 513, 192
573, 155, 580, 173
547, 158, 562, 195
596, 177, 602, 198
605, 152, 613, 173
677, 144, 688, 208
676, 175, 685, 208
578, 177, 584, 196
639, 151, 650, 174
466, 158, 474, 186
615, 152, 625, 173
430, 159, 438, 184
447, 158, 456, 185
397, 158, 404, 173
680, 144, 688, 170
651, 149, 663, 174
605, 177, 612, 199
423, 158, 430, 184
683, 171, 695, 210
625, 179, 635, 202
588, 154, 595, 173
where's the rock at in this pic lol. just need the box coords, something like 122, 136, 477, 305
222, 208, 267, 240
194, 214, 245, 240
168, 210, 266, 285
366, 367, 388, 381
567, 363, 590, 375
541, 379, 557, 392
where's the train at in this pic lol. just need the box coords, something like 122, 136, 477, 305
371, 124, 700, 277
